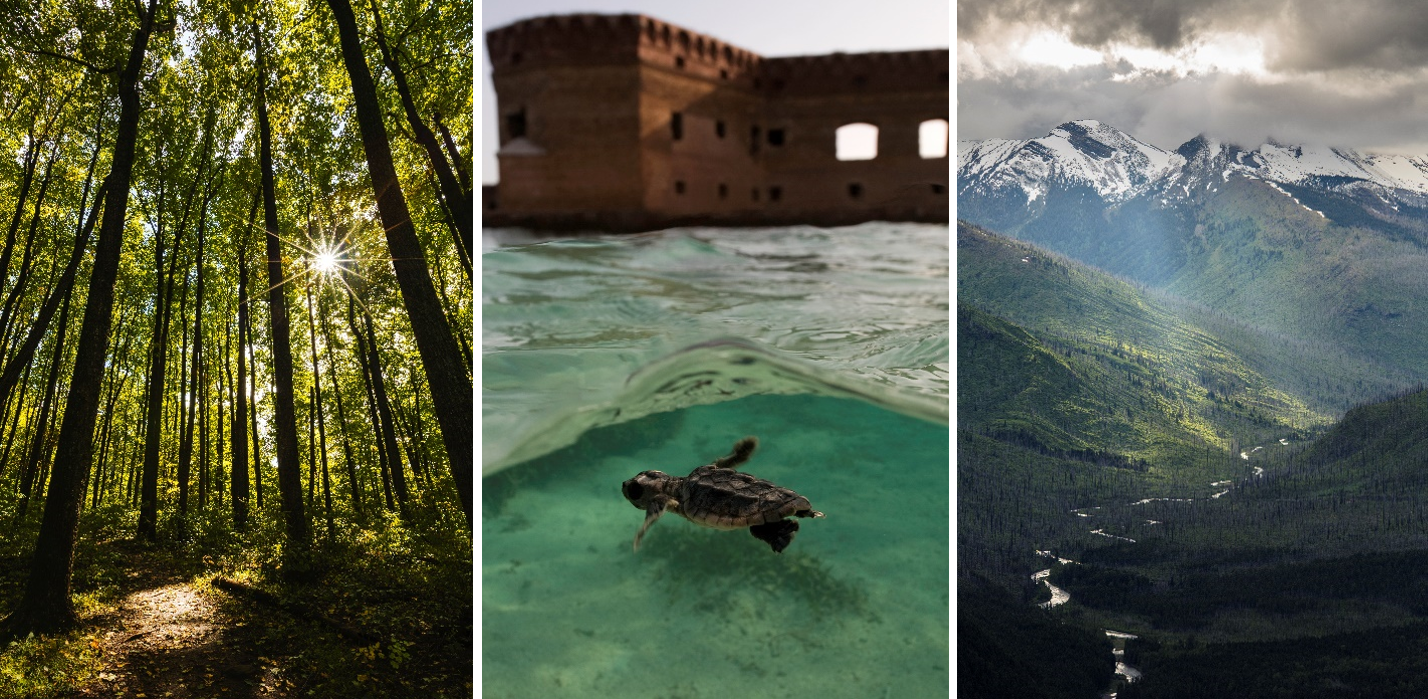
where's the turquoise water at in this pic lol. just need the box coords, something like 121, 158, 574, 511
482, 224, 949, 698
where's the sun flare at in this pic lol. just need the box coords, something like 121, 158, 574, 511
313, 251, 340, 274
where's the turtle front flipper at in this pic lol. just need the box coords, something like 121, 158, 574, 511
632, 498, 676, 552
749, 519, 799, 553
712, 436, 758, 470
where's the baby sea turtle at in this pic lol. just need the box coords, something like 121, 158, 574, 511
621, 437, 823, 553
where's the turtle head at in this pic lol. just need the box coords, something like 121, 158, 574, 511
622, 470, 675, 509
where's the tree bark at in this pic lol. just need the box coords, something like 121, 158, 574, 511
367, 0, 471, 270
138, 108, 210, 540
353, 295, 409, 512
1, 0, 158, 639
231, 195, 258, 530
255, 21, 309, 552
305, 283, 334, 541
318, 289, 361, 517
324, 0, 472, 526
349, 293, 394, 511
15, 286, 73, 523
433, 114, 471, 197
178, 173, 215, 518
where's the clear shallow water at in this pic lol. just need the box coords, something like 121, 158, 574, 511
482, 394, 949, 698
482, 223, 949, 474
481, 224, 949, 698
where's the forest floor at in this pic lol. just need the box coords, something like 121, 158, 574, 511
62, 540, 287, 698
1, 514, 472, 699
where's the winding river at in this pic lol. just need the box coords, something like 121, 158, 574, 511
1032, 437, 1293, 695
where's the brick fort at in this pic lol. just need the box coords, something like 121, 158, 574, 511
483, 13, 949, 232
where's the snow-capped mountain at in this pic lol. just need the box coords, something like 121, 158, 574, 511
957, 120, 1181, 204
959, 120, 1428, 211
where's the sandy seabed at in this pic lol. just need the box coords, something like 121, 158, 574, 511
481, 394, 949, 699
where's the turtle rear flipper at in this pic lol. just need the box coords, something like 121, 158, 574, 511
712, 437, 758, 470
749, 519, 799, 553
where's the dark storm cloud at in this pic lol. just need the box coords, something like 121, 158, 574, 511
959, 0, 1428, 151
960, 0, 1428, 73
959, 63, 1428, 152
1272, 0, 1428, 72
959, 0, 1247, 51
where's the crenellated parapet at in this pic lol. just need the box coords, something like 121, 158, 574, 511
488, 14, 771, 88
633, 16, 765, 86
487, 13, 946, 95
486, 14, 646, 70
761, 50, 949, 96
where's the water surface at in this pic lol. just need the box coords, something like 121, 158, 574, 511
482, 224, 949, 698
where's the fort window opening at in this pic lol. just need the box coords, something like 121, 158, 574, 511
718, 183, 728, 199
678, 31, 690, 50
506, 109, 527, 140
931, 184, 945, 195
767, 128, 785, 146
511, 51, 523, 65
769, 186, 782, 202
671, 112, 683, 141
716, 120, 726, 139
848, 183, 863, 199
675, 180, 686, 194
720, 69, 728, 80
835, 123, 878, 161
919, 119, 949, 159
675, 56, 685, 69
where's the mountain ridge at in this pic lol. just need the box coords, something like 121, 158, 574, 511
959, 120, 1428, 208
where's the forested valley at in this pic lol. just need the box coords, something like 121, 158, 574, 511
958, 221, 1428, 698
0, 1, 472, 697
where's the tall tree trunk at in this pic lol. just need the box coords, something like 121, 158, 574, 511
325, 0, 472, 526
0, 146, 58, 351
0, 171, 106, 418
433, 114, 471, 197
348, 294, 394, 511
305, 284, 334, 541
318, 291, 360, 517
15, 287, 73, 523
366, 0, 471, 270
231, 195, 258, 530
255, 21, 309, 552
93, 324, 132, 511
1, 0, 159, 639
138, 113, 210, 540
353, 296, 408, 511
177, 169, 216, 518
6, 361, 36, 525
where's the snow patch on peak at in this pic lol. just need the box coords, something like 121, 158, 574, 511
957, 120, 1181, 203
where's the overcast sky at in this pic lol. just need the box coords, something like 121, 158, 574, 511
959, 0, 1428, 153
481, 0, 950, 184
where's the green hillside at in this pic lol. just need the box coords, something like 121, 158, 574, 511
959, 219, 1428, 694
964, 170, 1428, 381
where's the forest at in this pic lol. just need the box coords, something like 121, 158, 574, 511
0, 1, 472, 696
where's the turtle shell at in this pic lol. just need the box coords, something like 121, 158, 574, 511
675, 464, 816, 530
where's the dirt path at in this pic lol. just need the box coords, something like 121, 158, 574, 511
63, 547, 288, 698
